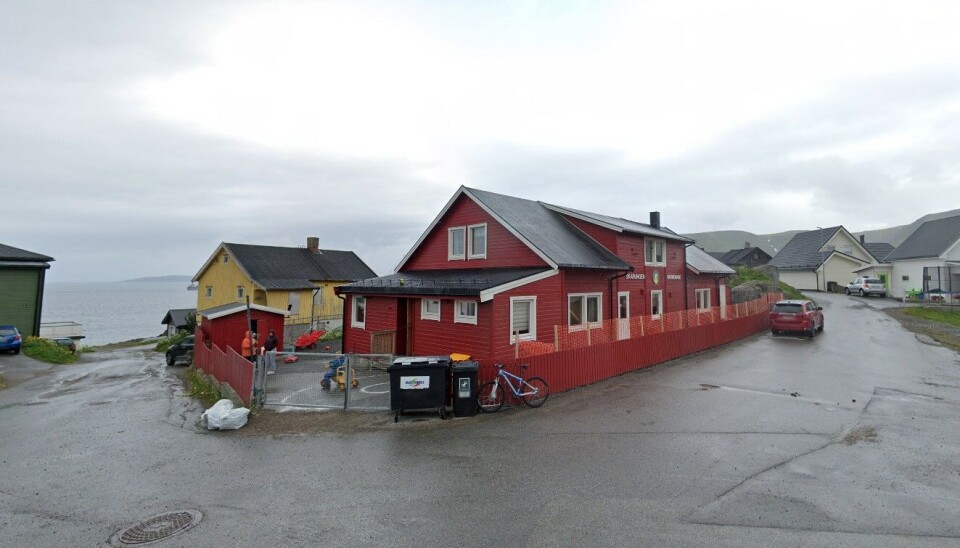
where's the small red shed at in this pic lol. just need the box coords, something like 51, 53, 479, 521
197, 302, 288, 353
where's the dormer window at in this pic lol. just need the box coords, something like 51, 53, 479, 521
448, 227, 465, 260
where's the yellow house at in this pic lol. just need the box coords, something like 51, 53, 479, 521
192, 237, 376, 328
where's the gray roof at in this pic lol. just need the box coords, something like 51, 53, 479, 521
885, 215, 960, 261
466, 188, 631, 270
0, 243, 54, 262
541, 203, 694, 243
223, 244, 376, 290
686, 246, 736, 275
716, 247, 772, 265
768, 226, 842, 270
161, 308, 196, 327
863, 242, 895, 263
337, 267, 550, 296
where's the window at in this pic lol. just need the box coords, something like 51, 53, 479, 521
510, 297, 536, 342
645, 239, 665, 266
288, 291, 300, 312
568, 293, 602, 328
455, 300, 478, 324
422, 298, 441, 321
223, 255, 229, 263
651, 290, 663, 317
352, 296, 366, 328
205, 286, 213, 298
468, 223, 487, 259
696, 288, 710, 310
902, 275, 909, 281
448, 227, 465, 260
236, 286, 245, 299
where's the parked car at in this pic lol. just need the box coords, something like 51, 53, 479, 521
770, 299, 824, 337
845, 277, 886, 297
50, 337, 77, 354
165, 335, 195, 366
0, 325, 22, 354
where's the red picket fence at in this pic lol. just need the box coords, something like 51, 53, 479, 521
193, 335, 255, 405
483, 295, 775, 395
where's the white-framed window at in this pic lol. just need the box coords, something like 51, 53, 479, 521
568, 293, 602, 329
645, 239, 666, 266
696, 288, 710, 311
288, 291, 301, 312
448, 227, 466, 260
651, 290, 663, 317
351, 296, 366, 328
223, 254, 229, 263
421, 298, 441, 321
205, 286, 213, 298
455, 300, 478, 324
236, 286, 245, 299
468, 223, 487, 259
510, 296, 536, 343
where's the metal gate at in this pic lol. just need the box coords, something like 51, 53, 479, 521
256, 352, 393, 410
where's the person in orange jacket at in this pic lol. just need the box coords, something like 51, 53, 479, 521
241, 330, 257, 363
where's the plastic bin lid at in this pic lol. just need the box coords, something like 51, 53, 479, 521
390, 355, 452, 367
451, 360, 479, 371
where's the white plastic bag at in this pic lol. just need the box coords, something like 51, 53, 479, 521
202, 399, 249, 430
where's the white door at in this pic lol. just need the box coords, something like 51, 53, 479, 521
617, 291, 630, 340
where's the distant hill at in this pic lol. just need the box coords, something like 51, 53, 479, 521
120, 275, 193, 283
684, 208, 960, 255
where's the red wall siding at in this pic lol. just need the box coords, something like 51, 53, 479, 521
490, 274, 564, 360
200, 310, 286, 354
686, 272, 729, 308
408, 298, 493, 361
564, 217, 619, 253
403, 195, 548, 271
342, 295, 400, 354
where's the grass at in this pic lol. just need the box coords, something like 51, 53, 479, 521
319, 326, 342, 341
728, 266, 807, 301
21, 337, 78, 365
155, 330, 191, 353
903, 306, 960, 327
186, 366, 222, 404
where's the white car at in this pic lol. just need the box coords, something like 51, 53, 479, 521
846, 277, 886, 297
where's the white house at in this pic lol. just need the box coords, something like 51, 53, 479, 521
885, 215, 960, 300
768, 226, 876, 291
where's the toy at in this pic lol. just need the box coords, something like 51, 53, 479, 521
294, 330, 325, 350
320, 355, 358, 390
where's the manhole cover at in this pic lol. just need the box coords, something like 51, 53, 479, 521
110, 509, 202, 546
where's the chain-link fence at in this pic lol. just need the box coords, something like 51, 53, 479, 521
256, 352, 393, 410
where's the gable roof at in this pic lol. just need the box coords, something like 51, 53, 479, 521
198, 302, 290, 320
193, 243, 377, 290
337, 267, 554, 302
396, 186, 691, 272
716, 247, 772, 265
0, 243, 54, 263
161, 308, 196, 327
686, 246, 736, 275
862, 242, 895, 263
884, 214, 960, 261
768, 226, 843, 270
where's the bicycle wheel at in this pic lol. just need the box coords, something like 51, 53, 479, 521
477, 382, 504, 413
521, 377, 549, 408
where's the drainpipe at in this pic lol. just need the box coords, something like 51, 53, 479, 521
310, 288, 320, 330
607, 269, 631, 321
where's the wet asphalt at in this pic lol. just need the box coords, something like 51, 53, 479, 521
1, 292, 959, 547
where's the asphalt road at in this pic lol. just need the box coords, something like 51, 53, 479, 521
1, 292, 959, 547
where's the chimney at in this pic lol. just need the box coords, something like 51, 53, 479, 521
744, 242, 751, 249
859, 234, 865, 244
307, 236, 319, 253
649, 211, 661, 229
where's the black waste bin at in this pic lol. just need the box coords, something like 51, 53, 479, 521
450, 361, 479, 417
388, 356, 451, 422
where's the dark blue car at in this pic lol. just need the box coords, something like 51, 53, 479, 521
0, 325, 22, 354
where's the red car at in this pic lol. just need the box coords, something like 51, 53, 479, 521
770, 299, 824, 337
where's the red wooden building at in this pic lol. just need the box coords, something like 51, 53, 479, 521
197, 302, 288, 353
336, 187, 732, 363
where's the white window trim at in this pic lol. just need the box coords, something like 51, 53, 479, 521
696, 288, 710, 311
651, 290, 663, 318
510, 296, 537, 343
645, 238, 666, 266
467, 223, 487, 259
236, 286, 245, 300
567, 292, 603, 330
448, 227, 466, 260
617, 291, 630, 319
454, 299, 478, 324
351, 296, 366, 329
421, 298, 441, 321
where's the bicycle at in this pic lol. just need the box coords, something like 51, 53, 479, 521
477, 363, 549, 413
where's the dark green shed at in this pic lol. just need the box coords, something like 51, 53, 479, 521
0, 243, 54, 338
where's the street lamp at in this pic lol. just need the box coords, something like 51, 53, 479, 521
816, 226, 823, 291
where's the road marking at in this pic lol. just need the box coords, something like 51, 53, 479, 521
360, 382, 390, 395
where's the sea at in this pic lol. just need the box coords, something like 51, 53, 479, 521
41, 281, 198, 346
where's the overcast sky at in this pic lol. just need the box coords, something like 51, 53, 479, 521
3, 1, 959, 282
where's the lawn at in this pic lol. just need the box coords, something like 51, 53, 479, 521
903, 306, 960, 327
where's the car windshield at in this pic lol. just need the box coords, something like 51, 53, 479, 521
773, 303, 803, 313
